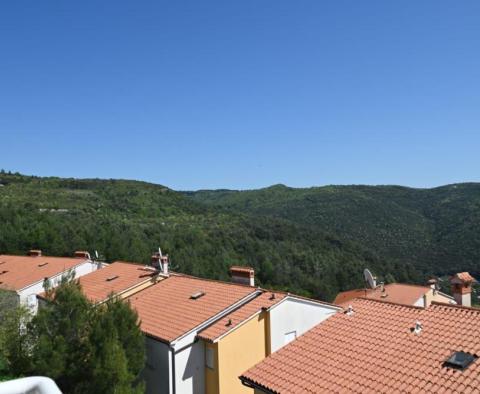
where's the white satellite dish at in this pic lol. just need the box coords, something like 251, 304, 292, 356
95, 250, 99, 259
363, 268, 377, 289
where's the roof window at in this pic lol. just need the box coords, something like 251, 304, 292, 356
0, 270, 8, 275
106, 275, 119, 282
38, 262, 49, 267
190, 291, 205, 300
443, 351, 477, 370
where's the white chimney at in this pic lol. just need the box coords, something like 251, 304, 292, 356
28, 249, 42, 257
160, 255, 169, 275
230, 266, 255, 286
151, 252, 169, 275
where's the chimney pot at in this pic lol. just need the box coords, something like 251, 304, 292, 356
74, 251, 90, 260
28, 249, 42, 257
229, 266, 255, 286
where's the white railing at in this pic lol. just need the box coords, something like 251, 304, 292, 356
0, 376, 62, 394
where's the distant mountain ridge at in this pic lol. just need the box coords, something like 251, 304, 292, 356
186, 182, 480, 277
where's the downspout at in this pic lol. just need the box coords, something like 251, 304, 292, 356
170, 347, 176, 394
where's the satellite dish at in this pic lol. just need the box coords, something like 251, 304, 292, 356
363, 269, 377, 289
95, 250, 99, 259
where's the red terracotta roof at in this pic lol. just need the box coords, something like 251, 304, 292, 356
241, 298, 480, 393
198, 291, 285, 342
128, 274, 258, 343
334, 283, 431, 306
0, 254, 89, 291
77, 261, 157, 303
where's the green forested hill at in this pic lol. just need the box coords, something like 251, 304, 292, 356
0, 172, 418, 301
187, 183, 480, 278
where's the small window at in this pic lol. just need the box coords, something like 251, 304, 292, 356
444, 352, 477, 370
206, 347, 215, 369
284, 330, 297, 345
190, 291, 205, 300
106, 275, 119, 282
38, 262, 49, 267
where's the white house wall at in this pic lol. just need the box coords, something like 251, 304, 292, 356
174, 340, 205, 394
144, 337, 171, 394
19, 261, 98, 313
269, 298, 339, 353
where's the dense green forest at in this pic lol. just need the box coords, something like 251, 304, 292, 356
2, 172, 477, 301
188, 183, 480, 278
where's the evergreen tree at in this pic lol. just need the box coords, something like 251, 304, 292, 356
0, 281, 145, 393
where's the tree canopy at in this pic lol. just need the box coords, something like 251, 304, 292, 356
0, 281, 145, 393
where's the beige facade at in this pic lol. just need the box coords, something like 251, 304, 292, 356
205, 312, 269, 394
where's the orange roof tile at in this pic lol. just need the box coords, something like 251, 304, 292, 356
0, 254, 89, 291
198, 291, 285, 342
241, 299, 480, 393
77, 261, 157, 303
334, 283, 432, 306
128, 274, 257, 343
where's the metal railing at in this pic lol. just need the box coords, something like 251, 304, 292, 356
0, 376, 62, 394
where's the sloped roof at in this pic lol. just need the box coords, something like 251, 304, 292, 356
77, 261, 157, 303
0, 254, 89, 291
128, 274, 258, 343
334, 283, 432, 306
198, 291, 285, 342
241, 299, 480, 393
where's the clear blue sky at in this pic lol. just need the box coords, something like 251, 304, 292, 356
1, 1, 479, 190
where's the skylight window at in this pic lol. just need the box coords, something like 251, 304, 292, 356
190, 291, 205, 300
106, 275, 119, 282
38, 262, 49, 267
443, 351, 477, 370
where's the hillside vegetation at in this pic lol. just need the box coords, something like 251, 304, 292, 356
188, 183, 480, 278
0, 172, 419, 301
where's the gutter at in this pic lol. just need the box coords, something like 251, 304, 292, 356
17, 259, 93, 292
239, 376, 278, 394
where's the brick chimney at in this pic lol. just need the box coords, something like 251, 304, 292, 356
151, 252, 169, 275
28, 249, 42, 257
450, 272, 476, 307
230, 266, 255, 286
74, 251, 91, 259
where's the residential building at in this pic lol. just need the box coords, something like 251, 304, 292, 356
72, 261, 163, 303
127, 264, 341, 394
0, 250, 99, 312
129, 273, 259, 394
240, 297, 480, 393
198, 289, 340, 394
334, 282, 455, 307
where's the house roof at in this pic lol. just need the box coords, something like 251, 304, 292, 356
198, 291, 285, 342
76, 261, 157, 303
0, 254, 88, 291
241, 298, 480, 394
128, 274, 258, 343
334, 283, 432, 306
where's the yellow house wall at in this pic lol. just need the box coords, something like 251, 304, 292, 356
216, 312, 268, 394
205, 342, 220, 394
424, 288, 454, 307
